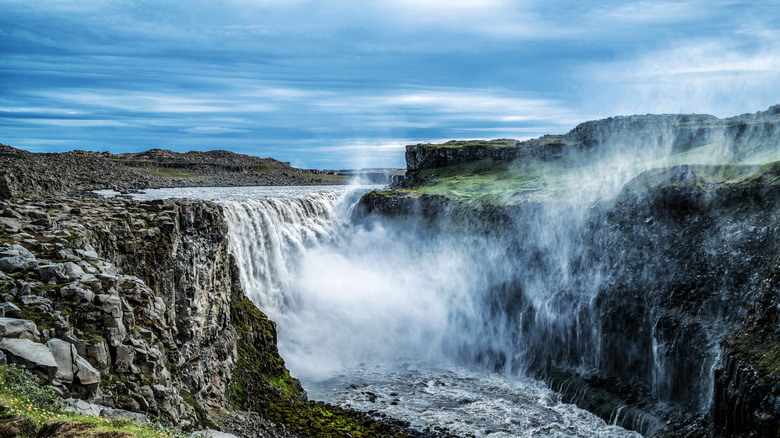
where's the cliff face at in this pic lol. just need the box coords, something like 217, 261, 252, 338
402, 105, 780, 177
358, 104, 780, 436
0, 195, 303, 436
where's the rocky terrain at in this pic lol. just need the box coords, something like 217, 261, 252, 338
0, 144, 346, 197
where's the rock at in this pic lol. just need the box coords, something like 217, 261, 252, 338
0, 302, 21, 318
19, 295, 50, 306
46, 338, 76, 383
0, 317, 40, 341
0, 338, 58, 382
38, 262, 85, 283
63, 397, 103, 416
86, 340, 110, 373
74, 354, 100, 386
0, 349, 6, 365
99, 407, 150, 423
114, 344, 135, 372
190, 430, 241, 438
59, 283, 95, 303
0, 256, 30, 273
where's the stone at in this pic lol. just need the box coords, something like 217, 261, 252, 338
190, 431, 240, 438
114, 344, 135, 372
0, 317, 40, 341
99, 407, 150, 423
0, 349, 6, 365
86, 340, 110, 373
0, 338, 58, 382
63, 397, 102, 417
59, 283, 95, 303
0, 302, 21, 318
74, 354, 100, 386
39, 262, 85, 283
46, 338, 76, 384
0, 256, 30, 273
75, 249, 99, 260
19, 295, 50, 306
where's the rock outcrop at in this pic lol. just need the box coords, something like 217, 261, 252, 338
0, 195, 304, 435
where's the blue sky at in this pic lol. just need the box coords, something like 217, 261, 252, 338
1, 1, 779, 169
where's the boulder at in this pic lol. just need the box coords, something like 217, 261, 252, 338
0, 349, 6, 365
38, 262, 85, 283
0, 256, 30, 273
99, 407, 150, 423
190, 431, 240, 438
0, 338, 58, 382
74, 355, 100, 386
46, 338, 77, 383
0, 302, 21, 318
0, 317, 40, 341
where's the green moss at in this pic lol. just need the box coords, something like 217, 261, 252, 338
418, 139, 519, 150
228, 297, 407, 437
180, 389, 217, 430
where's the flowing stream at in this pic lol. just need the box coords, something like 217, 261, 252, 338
125, 185, 640, 437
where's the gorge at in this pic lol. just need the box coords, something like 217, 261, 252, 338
2, 105, 780, 437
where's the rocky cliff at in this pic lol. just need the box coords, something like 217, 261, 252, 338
357, 105, 780, 437
0, 193, 422, 438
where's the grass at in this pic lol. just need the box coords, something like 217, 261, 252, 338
417, 139, 519, 150
0, 364, 185, 438
401, 136, 780, 207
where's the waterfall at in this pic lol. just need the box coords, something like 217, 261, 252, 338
221, 191, 347, 320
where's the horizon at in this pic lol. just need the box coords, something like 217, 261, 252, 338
1, 1, 778, 169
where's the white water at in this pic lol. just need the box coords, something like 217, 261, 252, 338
124, 185, 640, 438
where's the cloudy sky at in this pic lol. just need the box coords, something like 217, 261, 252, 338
1, 1, 778, 168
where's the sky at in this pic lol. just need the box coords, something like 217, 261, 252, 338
1, 1, 779, 169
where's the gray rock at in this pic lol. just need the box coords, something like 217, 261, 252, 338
0, 256, 30, 273
39, 262, 85, 283
99, 407, 150, 423
114, 344, 135, 372
59, 284, 95, 303
9, 244, 33, 258
190, 431, 240, 438
19, 295, 50, 306
0, 349, 6, 365
0, 302, 21, 318
63, 397, 102, 416
75, 249, 99, 260
74, 354, 100, 385
0, 338, 58, 382
0, 317, 40, 341
86, 340, 110, 373
46, 338, 76, 383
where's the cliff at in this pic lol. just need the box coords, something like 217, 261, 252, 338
0, 193, 418, 437
356, 105, 780, 437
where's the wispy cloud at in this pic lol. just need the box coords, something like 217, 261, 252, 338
580, 27, 780, 117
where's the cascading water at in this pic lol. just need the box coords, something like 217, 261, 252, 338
119, 108, 780, 436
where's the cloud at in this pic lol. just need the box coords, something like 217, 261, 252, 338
579, 28, 780, 117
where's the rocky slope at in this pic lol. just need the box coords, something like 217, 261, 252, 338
0, 144, 345, 197
356, 105, 780, 437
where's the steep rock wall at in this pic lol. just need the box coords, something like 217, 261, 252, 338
355, 163, 780, 436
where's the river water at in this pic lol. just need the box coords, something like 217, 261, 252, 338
117, 185, 641, 438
